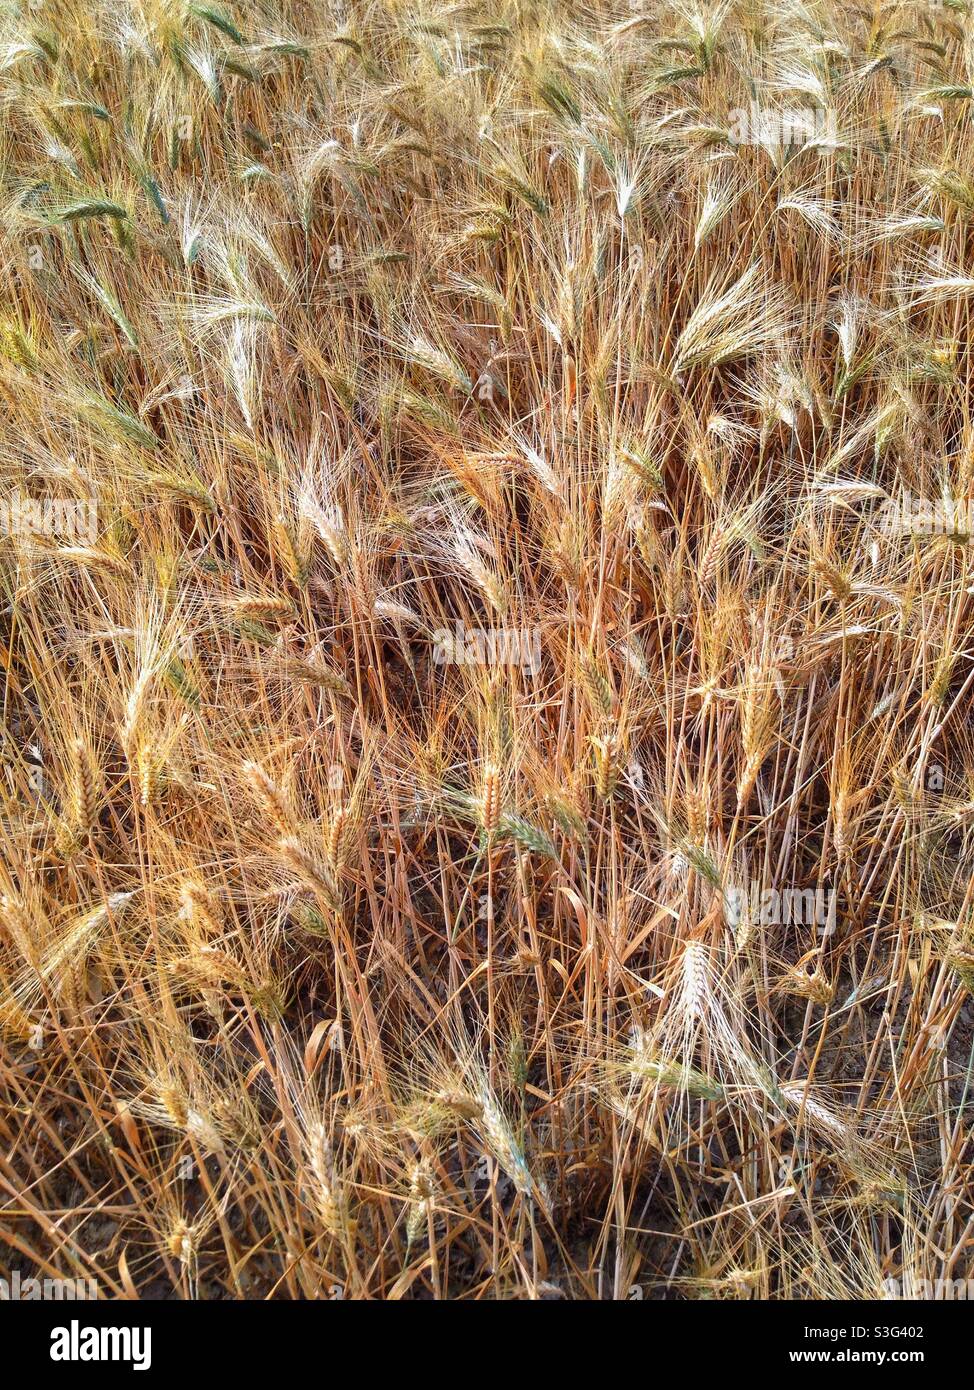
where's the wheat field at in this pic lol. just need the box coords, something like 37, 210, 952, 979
1, 0, 974, 1301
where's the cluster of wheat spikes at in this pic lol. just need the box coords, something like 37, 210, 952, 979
1, 0, 974, 1302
